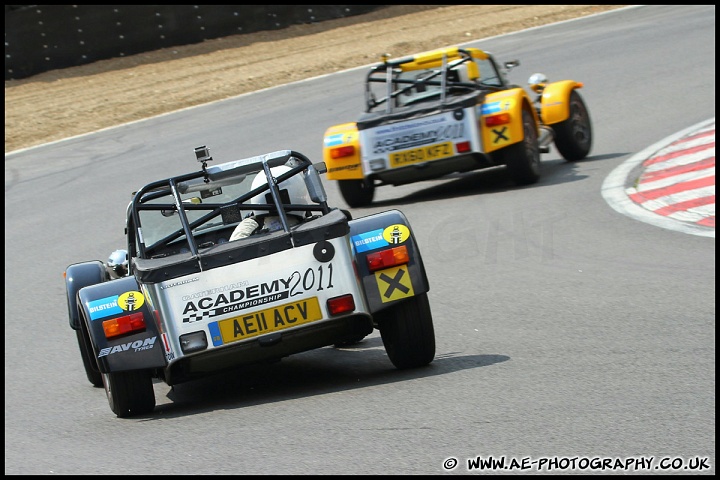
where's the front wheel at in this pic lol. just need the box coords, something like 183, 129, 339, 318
102, 370, 155, 418
552, 90, 592, 161
503, 108, 541, 185
376, 293, 436, 369
338, 179, 375, 208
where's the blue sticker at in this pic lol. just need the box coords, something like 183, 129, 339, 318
352, 229, 389, 253
481, 102, 501, 115
88, 295, 123, 320
324, 133, 345, 147
208, 322, 223, 347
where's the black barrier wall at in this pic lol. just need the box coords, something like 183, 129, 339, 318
5, 5, 382, 80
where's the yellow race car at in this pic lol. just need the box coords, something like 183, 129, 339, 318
322, 46, 592, 207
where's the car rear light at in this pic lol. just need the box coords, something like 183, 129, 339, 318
455, 141, 472, 153
327, 294, 355, 315
366, 245, 409, 272
102, 312, 146, 339
330, 145, 355, 159
485, 112, 511, 126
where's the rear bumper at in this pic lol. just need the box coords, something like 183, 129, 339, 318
162, 312, 374, 385
371, 152, 496, 186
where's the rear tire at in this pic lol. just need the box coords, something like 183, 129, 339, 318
102, 370, 156, 418
552, 90, 592, 161
338, 179, 375, 208
75, 326, 103, 388
376, 293, 435, 369
504, 108, 541, 185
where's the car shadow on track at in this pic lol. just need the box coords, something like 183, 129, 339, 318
145, 334, 509, 419
360, 153, 626, 209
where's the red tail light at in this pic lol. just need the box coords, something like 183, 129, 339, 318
455, 141, 471, 153
366, 245, 409, 272
327, 294, 355, 315
485, 112, 511, 126
103, 312, 146, 339
330, 145, 355, 159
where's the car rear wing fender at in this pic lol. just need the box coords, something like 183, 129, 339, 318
538, 80, 584, 125
322, 122, 363, 180
348, 209, 429, 314
65, 260, 106, 330
77, 276, 166, 374
481, 88, 537, 154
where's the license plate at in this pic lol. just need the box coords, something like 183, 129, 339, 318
213, 297, 322, 344
388, 142, 454, 168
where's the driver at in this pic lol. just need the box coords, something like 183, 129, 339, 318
230, 165, 310, 241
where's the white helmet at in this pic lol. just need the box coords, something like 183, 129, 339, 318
249, 165, 310, 217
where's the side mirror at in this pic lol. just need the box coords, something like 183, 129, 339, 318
106, 249, 129, 279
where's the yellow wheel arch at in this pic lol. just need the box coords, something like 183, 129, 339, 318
480, 88, 538, 154
539, 80, 584, 125
322, 122, 364, 180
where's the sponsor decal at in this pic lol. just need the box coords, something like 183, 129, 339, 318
118, 290, 144, 311
481, 101, 502, 115
383, 224, 410, 245
324, 133, 346, 147
352, 229, 388, 253
181, 267, 335, 323
88, 296, 123, 321
328, 163, 360, 173
98, 336, 157, 357
161, 333, 175, 362
88, 291, 146, 321
481, 99, 514, 115
369, 113, 467, 155
160, 277, 200, 290
375, 266, 414, 303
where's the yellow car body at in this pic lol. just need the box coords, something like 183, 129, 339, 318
322, 46, 592, 207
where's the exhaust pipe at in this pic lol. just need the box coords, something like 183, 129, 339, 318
538, 126, 554, 153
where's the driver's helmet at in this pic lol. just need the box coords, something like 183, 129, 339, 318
249, 165, 310, 218
106, 249, 129, 279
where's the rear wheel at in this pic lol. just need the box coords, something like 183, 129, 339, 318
376, 293, 435, 369
338, 179, 375, 208
504, 108, 541, 185
102, 370, 155, 418
75, 326, 102, 387
552, 90, 592, 161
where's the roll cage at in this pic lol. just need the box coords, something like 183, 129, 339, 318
125, 149, 330, 268
364, 46, 515, 113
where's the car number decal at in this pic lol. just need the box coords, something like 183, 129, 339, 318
208, 296, 323, 346
375, 265, 414, 303
492, 126, 509, 144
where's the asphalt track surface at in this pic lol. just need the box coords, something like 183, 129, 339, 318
4, 5, 715, 476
